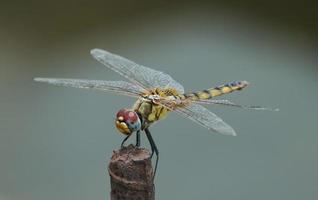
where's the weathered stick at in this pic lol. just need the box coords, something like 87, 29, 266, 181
108, 144, 155, 200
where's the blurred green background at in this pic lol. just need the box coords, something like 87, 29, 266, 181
1, 0, 318, 199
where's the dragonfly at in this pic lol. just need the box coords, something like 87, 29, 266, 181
34, 49, 278, 178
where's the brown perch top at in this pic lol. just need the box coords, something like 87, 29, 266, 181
108, 145, 155, 200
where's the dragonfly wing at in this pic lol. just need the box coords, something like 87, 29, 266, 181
34, 78, 145, 98
171, 103, 237, 136
195, 99, 279, 111
90, 48, 185, 93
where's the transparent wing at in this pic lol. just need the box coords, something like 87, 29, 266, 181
90, 48, 185, 93
34, 78, 145, 98
169, 103, 236, 136
195, 99, 279, 111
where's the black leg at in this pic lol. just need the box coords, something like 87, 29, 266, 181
136, 130, 141, 147
145, 128, 159, 179
120, 134, 131, 148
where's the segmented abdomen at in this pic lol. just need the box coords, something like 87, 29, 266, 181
181, 81, 249, 101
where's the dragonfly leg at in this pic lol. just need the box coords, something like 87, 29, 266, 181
120, 134, 131, 148
136, 130, 141, 147
145, 128, 159, 179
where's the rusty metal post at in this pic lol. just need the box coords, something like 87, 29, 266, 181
108, 144, 155, 200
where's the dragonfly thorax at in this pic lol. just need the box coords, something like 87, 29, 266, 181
148, 94, 160, 100
133, 98, 170, 126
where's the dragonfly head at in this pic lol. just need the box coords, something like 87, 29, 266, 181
115, 108, 141, 135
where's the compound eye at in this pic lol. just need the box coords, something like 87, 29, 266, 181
116, 109, 139, 123
116, 108, 128, 119
123, 111, 136, 122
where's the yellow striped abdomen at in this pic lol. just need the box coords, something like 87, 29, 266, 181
182, 81, 249, 101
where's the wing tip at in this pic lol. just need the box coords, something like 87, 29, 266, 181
34, 77, 45, 82
208, 127, 237, 136
218, 126, 237, 136
90, 48, 104, 57
226, 130, 237, 136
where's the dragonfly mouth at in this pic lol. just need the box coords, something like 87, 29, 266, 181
115, 120, 131, 135
117, 116, 124, 122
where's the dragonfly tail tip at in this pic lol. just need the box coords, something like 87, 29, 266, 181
241, 80, 250, 86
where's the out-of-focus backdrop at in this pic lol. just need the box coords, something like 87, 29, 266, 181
1, 0, 318, 199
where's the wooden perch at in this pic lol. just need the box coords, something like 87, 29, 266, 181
108, 144, 155, 200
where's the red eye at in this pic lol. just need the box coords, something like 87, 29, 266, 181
116, 108, 128, 119
116, 109, 138, 123
124, 111, 138, 122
